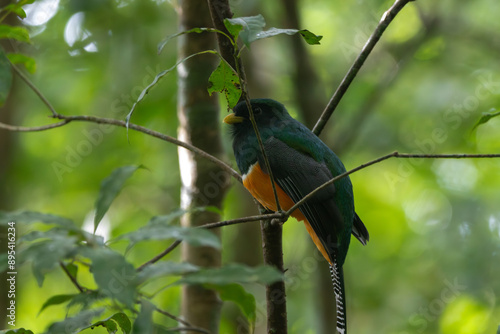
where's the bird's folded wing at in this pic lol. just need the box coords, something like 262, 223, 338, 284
261, 137, 345, 256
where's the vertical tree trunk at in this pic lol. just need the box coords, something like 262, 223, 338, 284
177, 1, 229, 333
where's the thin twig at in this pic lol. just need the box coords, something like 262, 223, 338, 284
201, 212, 284, 229
0, 114, 241, 183
312, 0, 414, 136
137, 240, 182, 271
0, 120, 69, 132
154, 306, 192, 328
286, 151, 500, 217
137, 213, 283, 271
59, 261, 85, 293
10, 62, 59, 117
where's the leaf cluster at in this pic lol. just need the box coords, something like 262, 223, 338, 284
1, 165, 283, 333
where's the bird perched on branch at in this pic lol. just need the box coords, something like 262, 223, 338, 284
224, 98, 369, 334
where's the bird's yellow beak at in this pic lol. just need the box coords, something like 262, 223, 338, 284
223, 113, 244, 124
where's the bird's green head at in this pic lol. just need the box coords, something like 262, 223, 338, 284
223, 98, 293, 139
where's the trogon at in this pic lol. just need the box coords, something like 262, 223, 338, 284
224, 98, 369, 334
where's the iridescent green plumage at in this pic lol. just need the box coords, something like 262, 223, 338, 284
226, 98, 369, 332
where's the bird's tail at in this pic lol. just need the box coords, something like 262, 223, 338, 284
330, 259, 347, 334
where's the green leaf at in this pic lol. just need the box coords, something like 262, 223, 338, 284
209, 283, 256, 325
0, 211, 77, 230
177, 263, 283, 286
19, 235, 79, 286
82, 247, 137, 307
223, 15, 322, 48
0, 49, 12, 107
94, 165, 142, 232
471, 108, 500, 132
2, 1, 35, 19
0, 25, 30, 43
137, 261, 200, 283
223, 19, 244, 41
224, 15, 266, 48
39, 294, 78, 315
81, 312, 132, 334
119, 224, 221, 251
298, 29, 323, 45
7, 53, 36, 73
126, 50, 217, 126
45, 309, 104, 334
208, 59, 241, 108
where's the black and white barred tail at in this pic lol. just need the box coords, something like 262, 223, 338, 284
330, 259, 346, 334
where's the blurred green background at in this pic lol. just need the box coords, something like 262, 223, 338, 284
1, 0, 500, 333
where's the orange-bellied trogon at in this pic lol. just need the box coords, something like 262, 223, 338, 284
224, 99, 369, 334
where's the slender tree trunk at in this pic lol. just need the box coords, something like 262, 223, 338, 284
177, 1, 229, 333
207, 1, 289, 333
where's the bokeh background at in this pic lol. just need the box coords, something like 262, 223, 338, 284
1, 0, 499, 333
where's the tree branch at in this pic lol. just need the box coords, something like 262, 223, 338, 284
10, 62, 59, 118
286, 151, 500, 217
0, 121, 69, 132
59, 261, 85, 293
137, 212, 283, 271
0, 115, 241, 183
312, 0, 414, 136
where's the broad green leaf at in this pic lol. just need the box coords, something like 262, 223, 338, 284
94, 165, 142, 232
177, 263, 283, 286
7, 53, 36, 73
471, 109, 500, 132
224, 15, 266, 48
126, 50, 217, 127
224, 15, 322, 47
119, 224, 221, 251
3, 1, 36, 19
0, 25, 30, 43
132, 300, 155, 334
137, 261, 200, 283
223, 19, 244, 41
254, 28, 322, 45
81, 312, 132, 334
82, 247, 137, 307
19, 235, 79, 286
45, 309, 104, 334
0, 49, 12, 107
0, 211, 76, 230
209, 283, 256, 325
208, 59, 241, 108
0, 329, 34, 334
39, 294, 77, 315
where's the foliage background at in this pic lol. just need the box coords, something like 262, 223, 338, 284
1, 0, 500, 333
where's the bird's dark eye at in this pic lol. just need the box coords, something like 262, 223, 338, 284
253, 107, 262, 115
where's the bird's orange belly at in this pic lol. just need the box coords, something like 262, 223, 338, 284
242, 162, 332, 264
